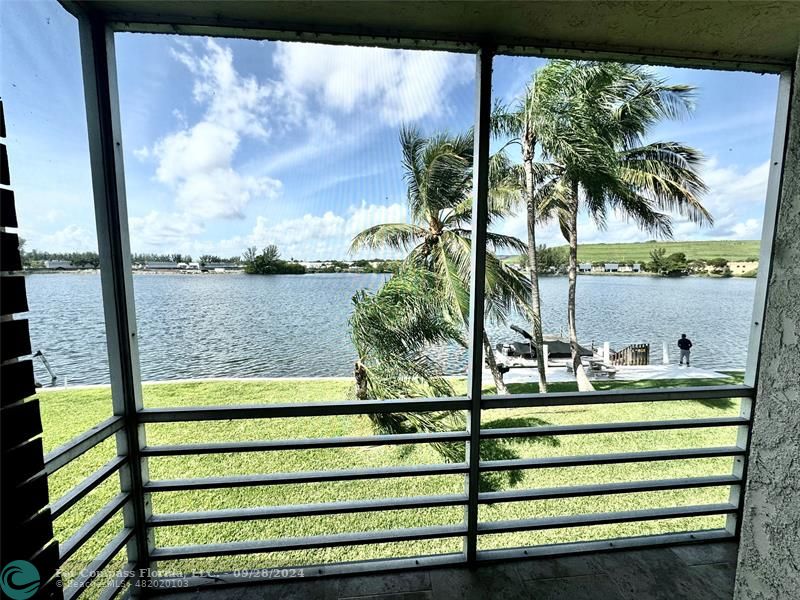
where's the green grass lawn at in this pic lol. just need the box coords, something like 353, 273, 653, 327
507, 239, 760, 264
41, 374, 745, 580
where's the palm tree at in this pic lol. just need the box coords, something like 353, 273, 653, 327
491, 80, 564, 393
533, 61, 712, 390
350, 127, 530, 394
350, 267, 465, 461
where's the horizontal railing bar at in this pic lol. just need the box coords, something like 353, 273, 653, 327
479, 475, 741, 504
64, 528, 133, 600
151, 524, 467, 560
96, 562, 134, 600
145, 463, 469, 492
148, 553, 465, 590
478, 503, 737, 535
142, 431, 470, 456
51, 456, 126, 519
115, 529, 736, 590
480, 446, 744, 472
44, 416, 124, 475
149, 493, 468, 526
476, 529, 734, 563
480, 417, 749, 439
59, 493, 129, 564
482, 384, 754, 410
138, 397, 470, 422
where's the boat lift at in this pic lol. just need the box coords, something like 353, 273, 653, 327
33, 350, 57, 386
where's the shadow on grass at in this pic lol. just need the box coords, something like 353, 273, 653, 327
501, 378, 739, 410
478, 415, 560, 493
594, 378, 738, 409
694, 397, 736, 410
498, 382, 579, 395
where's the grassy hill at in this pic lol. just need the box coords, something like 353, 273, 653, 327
508, 240, 760, 264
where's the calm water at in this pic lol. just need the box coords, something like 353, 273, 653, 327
25, 273, 756, 385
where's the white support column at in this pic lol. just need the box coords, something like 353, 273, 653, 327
734, 61, 798, 600
603, 341, 610, 362
542, 344, 550, 375
662, 341, 669, 365
727, 70, 793, 542
464, 45, 493, 566
78, 13, 153, 588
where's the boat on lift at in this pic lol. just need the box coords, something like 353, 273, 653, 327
494, 325, 594, 369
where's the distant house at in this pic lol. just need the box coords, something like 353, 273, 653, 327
618, 264, 633, 273
206, 262, 241, 271
632, 263, 641, 272
144, 262, 178, 270
187, 262, 201, 270
43, 260, 76, 270
591, 264, 605, 273
578, 263, 592, 272
604, 263, 619, 272
300, 261, 333, 272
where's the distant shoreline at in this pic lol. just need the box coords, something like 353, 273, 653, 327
21, 269, 755, 278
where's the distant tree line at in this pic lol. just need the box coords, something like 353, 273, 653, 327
20, 243, 241, 268
242, 245, 306, 275
21, 247, 101, 268
644, 248, 758, 277
131, 253, 241, 265
518, 245, 569, 273
311, 259, 401, 274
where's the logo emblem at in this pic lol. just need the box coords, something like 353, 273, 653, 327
0, 561, 40, 600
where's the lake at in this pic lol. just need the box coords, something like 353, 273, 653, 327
25, 272, 756, 386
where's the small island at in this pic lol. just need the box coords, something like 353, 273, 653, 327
242, 245, 306, 275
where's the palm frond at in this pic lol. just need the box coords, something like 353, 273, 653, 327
349, 223, 426, 254
617, 141, 712, 226
490, 99, 522, 139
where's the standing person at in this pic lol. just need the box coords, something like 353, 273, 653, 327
678, 334, 693, 367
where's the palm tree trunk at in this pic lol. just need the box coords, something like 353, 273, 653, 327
567, 181, 594, 392
354, 361, 369, 400
483, 329, 508, 395
523, 139, 548, 393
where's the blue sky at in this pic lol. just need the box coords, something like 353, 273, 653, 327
2, 1, 780, 260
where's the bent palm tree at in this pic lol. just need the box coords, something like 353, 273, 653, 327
350, 267, 465, 461
351, 127, 530, 394
534, 61, 711, 390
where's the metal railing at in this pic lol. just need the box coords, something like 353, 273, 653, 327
43, 383, 754, 598
43, 415, 135, 600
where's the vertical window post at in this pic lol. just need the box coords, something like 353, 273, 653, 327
78, 14, 153, 587
464, 44, 494, 565
729, 69, 793, 538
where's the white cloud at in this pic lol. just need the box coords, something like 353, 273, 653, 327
129, 211, 205, 248
344, 202, 407, 235
670, 158, 768, 240
34, 225, 97, 252
170, 39, 290, 137
220, 201, 408, 260
154, 122, 238, 184
173, 169, 281, 220
273, 42, 472, 125
133, 146, 150, 160
143, 39, 288, 221
730, 218, 762, 239
250, 212, 346, 247
43, 209, 65, 223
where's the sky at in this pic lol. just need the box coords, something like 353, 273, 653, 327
1, 0, 781, 260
